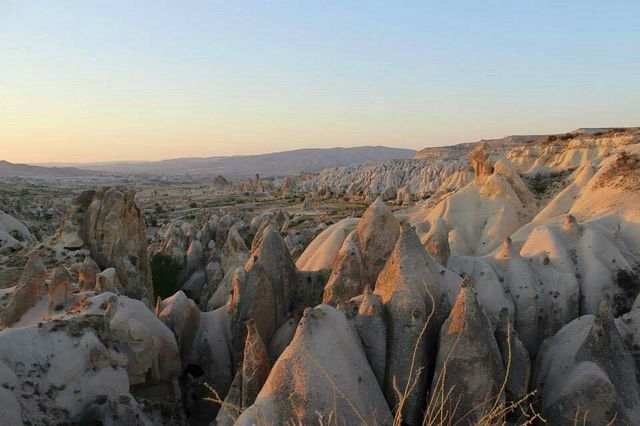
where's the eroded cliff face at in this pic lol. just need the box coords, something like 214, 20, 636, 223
58, 187, 153, 302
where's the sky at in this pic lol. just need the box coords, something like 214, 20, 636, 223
1, 1, 639, 163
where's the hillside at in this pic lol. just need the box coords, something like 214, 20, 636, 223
0, 160, 107, 178
62, 146, 416, 177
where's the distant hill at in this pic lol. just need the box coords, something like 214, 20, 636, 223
414, 128, 635, 160
48, 146, 416, 177
0, 160, 107, 178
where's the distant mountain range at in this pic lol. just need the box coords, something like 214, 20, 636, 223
3, 146, 416, 178
0, 160, 107, 178
28, 146, 417, 178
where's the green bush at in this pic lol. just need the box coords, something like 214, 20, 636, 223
150, 252, 183, 299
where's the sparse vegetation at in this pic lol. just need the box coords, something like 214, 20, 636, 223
525, 168, 574, 197
150, 252, 183, 299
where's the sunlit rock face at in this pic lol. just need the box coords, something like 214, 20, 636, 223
54, 188, 153, 302
237, 305, 392, 426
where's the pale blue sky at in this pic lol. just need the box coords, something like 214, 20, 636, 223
1, 0, 639, 162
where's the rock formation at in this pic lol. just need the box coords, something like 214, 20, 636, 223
48, 265, 72, 312
430, 278, 505, 424
373, 222, 451, 425
57, 188, 152, 302
0, 258, 47, 328
237, 305, 392, 425
535, 301, 640, 425
241, 319, 271, 409
356, 197, 400, 285
322, 230, 364, 305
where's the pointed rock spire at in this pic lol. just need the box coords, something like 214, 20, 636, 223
0, 257, 47, 328
237, 305, 391, 425
430, 278, 505, 424
354, 287, 386, 387
221, 225, 249, 273
322, 230, 365, 306
356, 197, 400, 285
490, 236, 540, 355
494, 308, 530, 403
229, 225, 297, 365
241, 319, 271, 409
374, 222, 446, 425
422, 218, 450, 265
48, 266, 72, 312
536, 300, 640, 424
78, 257, 99, 291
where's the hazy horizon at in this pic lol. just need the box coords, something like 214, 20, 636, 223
2, 1, 639, 163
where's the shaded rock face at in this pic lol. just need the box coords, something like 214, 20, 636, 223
373, 222, 451, 425
96, 267, 123, 294
156, 291, 201, 362
78, 256, 99, 291
241, 320, 271, 409
494, 308, 530, 403
237, 305, 392, 426
354, 287, 386, 387
430, 279, 505, 425
49, 266, 72, 312
221, 225, 249, 273
355, 197, 400, 286
0, 258, 47, 328
322, 230, 364, 306
228, 225, 297, 365
422, 218, 450, 265
65, 188, 152, 302
535, 301, 640, 425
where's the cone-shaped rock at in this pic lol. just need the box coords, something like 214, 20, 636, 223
78, 256, 99, 291
536, 301, 640, 425
185, 240, 203, 276
430, 278, 505, 424
374, 222, 447, 425
215, 371, 242, 426
322, 230, 365, 306
237, 305, 392, 425
356, 197, 400, 285
0, 258, 47, 328
490, 237, 539, 354
221, 225, 249, 273
241, 319, 271, 409
156, 291, 201, 360
354, 287, 386, 387
48, 266, 72, 312
422, 218, 450, 265
494, 308, 530, 403
229, 225, 297, 365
